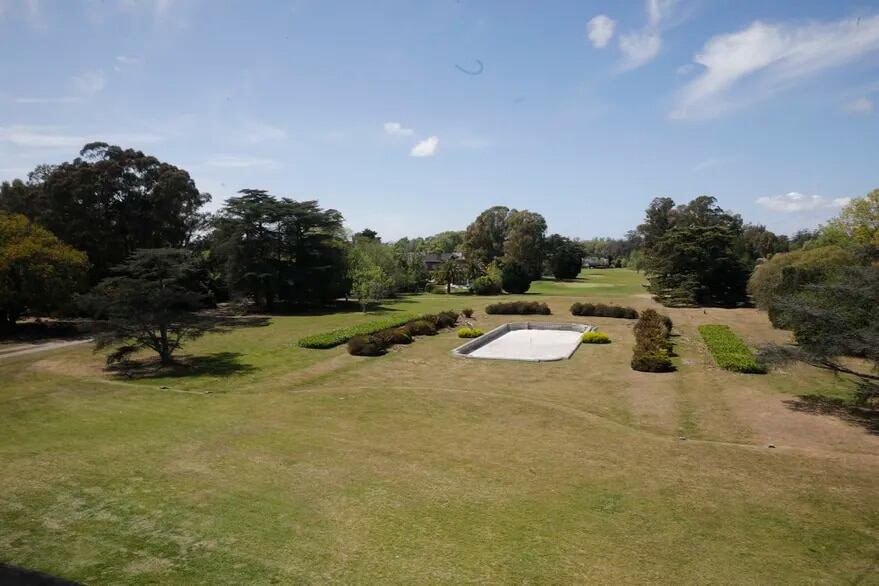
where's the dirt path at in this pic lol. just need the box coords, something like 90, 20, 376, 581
0, 339, 92, 361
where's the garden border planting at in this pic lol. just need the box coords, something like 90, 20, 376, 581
698, 324, 766, 373
298, 314, 416, 348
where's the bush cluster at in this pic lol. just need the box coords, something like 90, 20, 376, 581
631, 309, 675, 372
501, 261, 532, 294
347, 310, 460, 356
458, 327, 484, 338
462, 307, 474, 318
570, 302, 638, 319
298, 314, 416, 348
581, 331, 611, 344
698, 325, 766, 373
485, 301, 551, 315
470, 275, 502, 295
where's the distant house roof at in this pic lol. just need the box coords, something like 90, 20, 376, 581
423, 252, 464, 268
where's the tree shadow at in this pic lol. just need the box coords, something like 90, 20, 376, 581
109, 352, 256, 380
0, 563, 81, 585
0, 320, 90, 344
783, 394, 879, 435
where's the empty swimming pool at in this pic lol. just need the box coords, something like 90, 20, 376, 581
452, 322, 596, 362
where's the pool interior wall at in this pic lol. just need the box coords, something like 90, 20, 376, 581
452, 322, 597, 362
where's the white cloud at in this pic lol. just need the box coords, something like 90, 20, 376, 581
756, 192, 851, 213
0, 125, 163, 149
619, 32, 662, 70
71, 70, 106, 96
204, 155, 279, 168
113, 55, 141, 72
241, 122, 286, 144
616, 0, 678, 71
410, 136, 438, 157
586, 15, 615, 48
672, 15, 879, 120
384, 122, 414, 137
845, 96, 874, 114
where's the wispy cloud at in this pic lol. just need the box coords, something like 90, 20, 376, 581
617, 0, 678, 71
204, 155, 280, 169
113, 55, 141, 72
692, 155, 739, 173
240, 122, 286, 144
15, 69, 106, 104
586, 15, 615, 49
0, 125, 163, 149
845, 96, 874, 114
384, 122, 414, 137
756, 191, 850, 213
410, 136, 438, 158
672, 15, 879, 120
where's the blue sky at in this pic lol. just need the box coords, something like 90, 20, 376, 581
1, 0, 878, 240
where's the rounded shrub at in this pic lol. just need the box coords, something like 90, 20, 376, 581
458, 327, 484, 338
471, 275, 502, 295
501, 261, 532, 294
347, 335, 388, 356
462, 307, 474, 318
581, 331, 610, 344
374, 327, 413, 345
406, 320, 437, 336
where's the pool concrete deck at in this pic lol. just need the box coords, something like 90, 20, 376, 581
452, 322, 596, 362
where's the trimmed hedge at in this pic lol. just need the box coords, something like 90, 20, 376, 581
631, 309, 674, 372
298, 314, 416, 348
698, 325, 766, 374
570, 302, 638, 319
485, 301, 551, 315
458, 327, 484, 338
347, 335, 388, 356
581, 331, 611, 344
471, 275, 502, 295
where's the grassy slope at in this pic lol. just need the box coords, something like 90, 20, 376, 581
1, 269, 878, 584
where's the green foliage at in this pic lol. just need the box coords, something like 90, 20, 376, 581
638, 196, 749, 307
631, 309, 674, 372
501, 260, 532, 294
81, 249, 215, 365
485, 301, 550, 315
347, 334, 388, 356
374, 327, 413, 345
351, 265, 393, 312
747, 245, 854, 326
770, 266, 879, 401
546, 235, 583, 279
698, 325, 766, 374
0, 144, 209, 283
462, 307, 474, 318
581, 331, 610, 344
823, 188, 879, 251
211, 189, 348, 309
0, 212, 88, 330
570, 302, 638, 319
462, 206, 510, 266
434, 258, 463, 294
470, 275, 502, 295
405, 319, 437, 336
458, 327, 484, 338
297, 314, 416, 348
503, 210, 547, 279
421, 310, 459, 329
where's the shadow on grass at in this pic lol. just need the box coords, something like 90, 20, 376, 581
0, 320, 92, 344
109, 352, 256, 380
0, 563, 81, 585
783, 394, 879, 435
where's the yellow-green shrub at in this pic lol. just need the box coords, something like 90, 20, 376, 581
581, 331, 610, 344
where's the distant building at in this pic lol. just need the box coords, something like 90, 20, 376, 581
423, 252, 464, 272
582, 256, 610, 268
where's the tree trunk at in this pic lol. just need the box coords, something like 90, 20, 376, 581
159, 325, 173, 365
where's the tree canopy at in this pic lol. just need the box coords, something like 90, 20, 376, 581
210, 189, 349, 309
0, 143, 210, 283
0, 212, 88, 330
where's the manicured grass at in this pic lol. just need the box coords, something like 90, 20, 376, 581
699, 324, 767, 374
297, 313, 417, 348
529, 268, 647, 297
1, 285, 877, 584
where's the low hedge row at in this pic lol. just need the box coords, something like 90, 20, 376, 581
485, 301, 551, 315
348, 310, 461, 356
631, 309, 675, 372
297, 314, 416, 348
570, 302, 638, 319
698, 325, 766, 374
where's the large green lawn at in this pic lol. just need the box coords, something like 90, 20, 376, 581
2, 269, 878, 584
